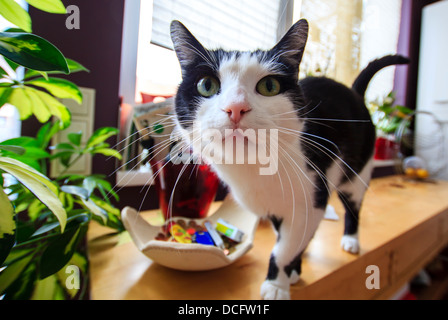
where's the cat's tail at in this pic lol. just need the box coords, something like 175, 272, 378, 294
352, 55, 410, 98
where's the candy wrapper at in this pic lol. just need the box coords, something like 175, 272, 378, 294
157, 218, 244, 255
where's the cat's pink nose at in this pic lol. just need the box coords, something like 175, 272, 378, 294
224, 102, 251, 124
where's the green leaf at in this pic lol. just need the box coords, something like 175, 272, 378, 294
23, 69, 48, 80
0, 32, 69, 73
52, 143, 76, 167
2, 259, 37, 299
0, 87, 13, 108
82, 177, 96, 197
25, 0, 66, 14
21, 147, 50, 160
39, 221, 88, 279
0, 136, 39, 148
60, 185, 89, 200
0, 0, 32, 32
90, 196, 120, 217
66, 58, 89, 73
23, 86, 51, 123
0, 147, 46, 171
0, 253, 34, 294
86, 127, 119, 149
67, 132, 82, 146
82, 198, 107, 224
26, 77, 83, 104
0, 145, 26, 155
32, 213, 89, 237
0, 156, 57, 193
92, 148, 122, 160
0, 157, 67, 232
24, 59, 89, 79
2, 248, 32, 266
3, 56, 19, 71
7, 87, 33, 120
0, 186, 15, 265
31, 274, 58, 300
36, 122, 61, 148
53, 142, 76, 152
29, 87, 72, 129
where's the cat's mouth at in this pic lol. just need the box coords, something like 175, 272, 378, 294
221, 127, 258, 145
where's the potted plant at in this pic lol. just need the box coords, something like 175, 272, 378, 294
368, 91, 413, 160
0, 0, 123, 299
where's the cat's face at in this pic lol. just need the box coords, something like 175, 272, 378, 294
170, 20, 309, 166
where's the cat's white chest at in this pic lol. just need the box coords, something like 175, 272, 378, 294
213, 153, 311, 218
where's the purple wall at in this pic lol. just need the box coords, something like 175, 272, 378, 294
26, 0, 158, 210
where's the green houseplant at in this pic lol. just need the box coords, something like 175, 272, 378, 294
0, 0, 123, 299
368, 91, 413, 136
368, 91, 413, 160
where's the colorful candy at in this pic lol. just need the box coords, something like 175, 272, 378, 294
156, 219, 244, 255
169, 224, 192, 244
193, 231, 215, 246
204, 221, 225, 250
215, 219, 245, 243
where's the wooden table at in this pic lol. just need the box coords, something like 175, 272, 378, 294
87, 176, 448, 300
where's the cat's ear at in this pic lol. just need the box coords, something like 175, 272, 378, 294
170, 20, 208, 72
271, 19, 309, 71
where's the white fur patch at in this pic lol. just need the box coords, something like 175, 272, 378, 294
260, 281, 290, 300
341, 234, 360, 254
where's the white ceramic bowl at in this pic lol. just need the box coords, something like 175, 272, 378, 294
121, 196, 259, 271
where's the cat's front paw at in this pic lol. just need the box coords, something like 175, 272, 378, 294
341, 234, 359, 254
260, 281, 290, 300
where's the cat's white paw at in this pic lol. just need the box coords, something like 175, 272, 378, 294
260, 281, 290, 300
289, 270, 301, 285
341, 234, 359, 254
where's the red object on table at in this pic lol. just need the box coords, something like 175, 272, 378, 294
374, 137, 398, 160
151, 160, 220, 220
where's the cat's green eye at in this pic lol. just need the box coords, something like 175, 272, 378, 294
256, 77, 281, 97
197, 76, 220, 97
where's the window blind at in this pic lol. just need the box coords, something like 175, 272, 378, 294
151, 0, 285, 51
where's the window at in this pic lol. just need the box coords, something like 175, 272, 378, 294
124, 0, 402, 105
133, 0, 293, 104
297, 0, 402, 102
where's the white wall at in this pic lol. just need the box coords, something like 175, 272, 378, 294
416, 0, 448, 180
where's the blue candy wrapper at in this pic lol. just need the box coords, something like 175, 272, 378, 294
193, 231, 215, 246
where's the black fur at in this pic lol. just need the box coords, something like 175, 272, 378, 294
268, 215, 283, 233
338, 192, 360, 236
267, 255, 279, 281
284, 252, 303, 278
352, 55, 410, 98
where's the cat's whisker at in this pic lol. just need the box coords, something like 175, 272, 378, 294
166, 157, 196, 221
277, 143, 312, 253
281, 140, 337, 202
277, 126, 340, 152
112, 120, 180, 157
298, 101, 323, 118
109, 138, 175, 196
278, 127, 368, 189
276, 127, 350, 184
266, 139, 286, 200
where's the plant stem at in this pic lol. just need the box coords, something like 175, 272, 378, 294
57, 153, 83, 178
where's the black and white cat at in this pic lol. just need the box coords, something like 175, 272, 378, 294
169, 19, 408, 300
